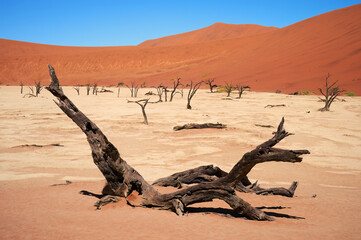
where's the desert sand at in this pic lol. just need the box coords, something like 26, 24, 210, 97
0, 85, 360, 239
1, 4, 361, 94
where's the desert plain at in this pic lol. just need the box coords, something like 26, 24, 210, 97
0, 85, 360, 239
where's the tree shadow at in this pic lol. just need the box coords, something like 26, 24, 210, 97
79, 190, 104, 199
186, 206, 305, 220
79, 191, 305, 220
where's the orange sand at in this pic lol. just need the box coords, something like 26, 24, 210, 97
0, 86, 360, 239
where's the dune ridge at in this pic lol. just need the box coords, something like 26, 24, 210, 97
0, 4, 360, 94
138, 23, 278, 47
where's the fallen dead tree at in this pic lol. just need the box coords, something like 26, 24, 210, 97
173, 123, 226, 131
46, 65, 309, 221
152, 165, 298, 197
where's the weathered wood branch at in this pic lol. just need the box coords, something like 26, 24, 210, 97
127, 99, 150, 124
46, 65, 309, 221
153, 164, 299, 197
318, 73, 345, 111
264, 104, 286, 108
186, 81, 202, 109
173, 123, 226, 131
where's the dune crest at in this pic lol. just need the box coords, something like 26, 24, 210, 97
138, 23, 278, 47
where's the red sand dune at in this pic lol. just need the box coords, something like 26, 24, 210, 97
0, 4, 360, 94
139, 23, 278, 47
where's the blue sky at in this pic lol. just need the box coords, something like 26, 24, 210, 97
0, 0, 360, 46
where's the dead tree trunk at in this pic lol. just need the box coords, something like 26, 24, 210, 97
93, 84, 98, 95
153, 164, 298, 197
23, 82, 43, 98
186, 81, 202, 109
169, 78, 182, 102
128, 99, 150, 125
163, 86, 169, 102
20, 81, 24, 94
236, 85, 249, 99
318, 73, 344, 111
35, 81, 43, 97
155, 85, 163, 102
73, 87, 80, 95
126, 81, 143, 98
204, 78, 217, 93
46, 65, 309, 221
86, 84, 91, 95
225, 82, 234, 97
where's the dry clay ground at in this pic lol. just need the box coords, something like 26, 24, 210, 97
0, 86, 360, 239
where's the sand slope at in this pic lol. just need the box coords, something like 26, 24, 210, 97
0, 4, 361, 94
138, 23, 278, 47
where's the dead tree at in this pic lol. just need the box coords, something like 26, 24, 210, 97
23, 81, 43, 98
35, 81, 43, 96
224, 82, 234, 97
86, 84, 91, 95
117, 82, 124, 98
235, 84, 249, 99
128, 99, 150, 125
204, 78, 217, 93
20, 81, 24, 94
126, 81, 144, 98
73, 86, 80, 95
169, 78, 182, 102
46, 65, 309, 221
186, 81, 202, 109
152, 165, 298, 197
177, 88, 184, 98
162, 86, 169, 102
93, 84, 98, 95
318, 73, 344, 111
154, 84, 164, 102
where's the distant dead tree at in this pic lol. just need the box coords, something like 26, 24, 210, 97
73, 86, 80, 95
86, 84, 91, 95
177, 88, 184, 98
235, 84, 250, 99
154, 84, 164, 102
318, 73, 344, 111
162, 85, 170, 102
204, 78, 217, 93
35, 81, 43, 96
186, 81, 202, 109
224, 82, 234, 97
117, 82, 124, 98
93, 84, 98, 95
23, 81, 43, 98
20, 81, 24, 94
126, 81, 144, 98
169, 78, 182, 102
127, 99, 150, 124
